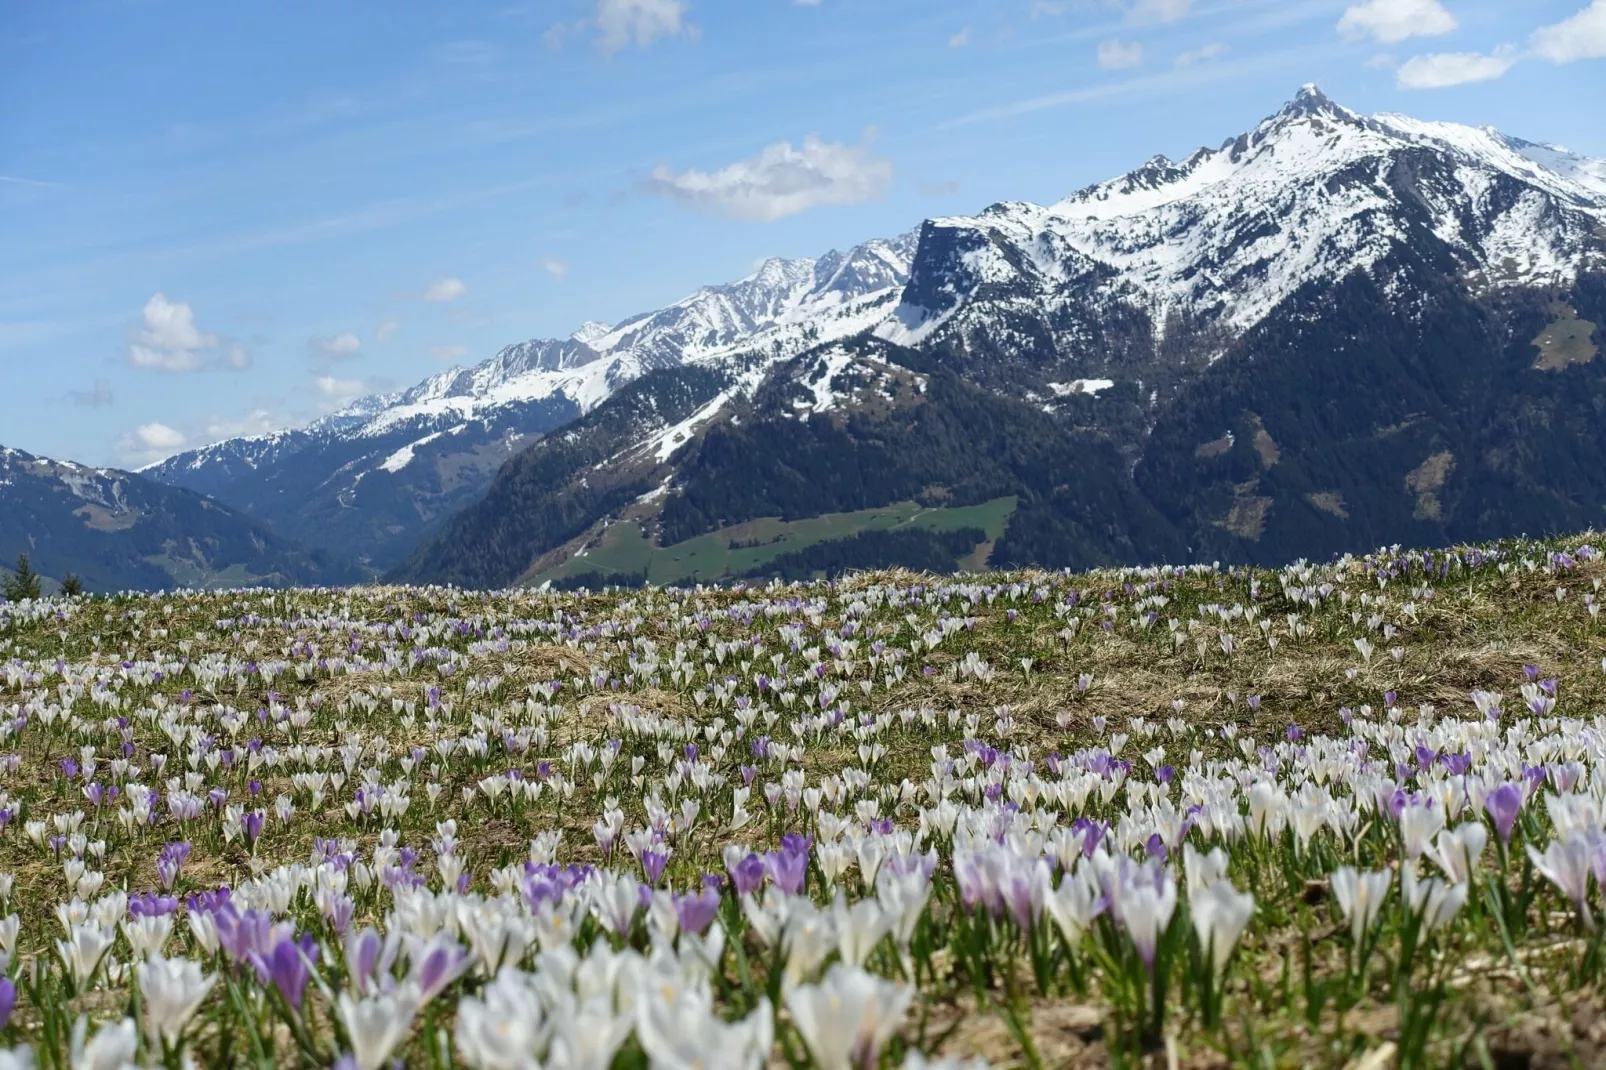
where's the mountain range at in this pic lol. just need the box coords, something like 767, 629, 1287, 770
8, 85, 1605, 593
0, 447, 362, 593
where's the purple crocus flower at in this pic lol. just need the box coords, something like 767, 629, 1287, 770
242, 811, 265, 846
766, 846, 808, 896
1486, 783, 1523, 846
0, 978, 14, 1029
128, 892, 178, 917
729, 852, 766, 896
641, 849, 670, 886
253, 934, 318, 1010
675, 887, 722, 936
410, 938, 470, 1004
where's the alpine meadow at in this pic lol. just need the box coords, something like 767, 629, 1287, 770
4, 1, 1606, 1067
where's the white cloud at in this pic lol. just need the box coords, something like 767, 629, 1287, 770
127, 293, 240, 373
1127, 0, 1193, 26
564, 0, 694, 57
1338, 0, 1457, 44
314, 375, 368, 398
310, 331, 362, 357
114, 408, 285, 467
126, 295, 251, 372
375, 319, 399, 342
1098, 39, 1144, 69
542, 256, 569, 279
114, 421, 187, 465
135, 422, 185, 450
645, 134, 894, 222
430, 344, 469, 360
1397, 48, 1517, 88
1531, 0, 1606, 64
949, 27, 971, 48
423, 277, 466, 302
1175, 42, 1227, 68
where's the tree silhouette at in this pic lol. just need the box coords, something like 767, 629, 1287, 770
1, 553, 42, 602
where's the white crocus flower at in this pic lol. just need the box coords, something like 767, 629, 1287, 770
1190, 879, 1255, 974
1182, 843, 1229, 901
1427, 822, 1488, 884
454, 968, 550, 1070
136, 953, 216, 1050
786, 963, 914, 1070
1043, 861, 1104, 947
69, 1016, 138, 1070
1400, 864, 1468, 933
1330, 866, 1392, 945
337, 988, 419, 1070
1528, 832, 1598, 929
57, 924, 115, 989
831, 894, 891, 968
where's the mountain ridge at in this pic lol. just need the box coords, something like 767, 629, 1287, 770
0, 446, 363, 593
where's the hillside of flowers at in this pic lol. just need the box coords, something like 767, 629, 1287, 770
1, 538, 1605, 1069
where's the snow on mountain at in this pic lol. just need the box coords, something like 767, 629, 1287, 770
878, 85, 1606, 352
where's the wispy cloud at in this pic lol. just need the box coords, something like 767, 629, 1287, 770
423, 277, 466, 303
309, 331, 362, 371
1396, 48, 1518, 88
375, 319, 399, 342
0, 174, 62, 189
1175, 42, 1228, 68
1098, 39, 1144, 69
644, 133, 894, 222
430, 344, 469, 360
548, 0, 698, 57
64, 380, 114, 408
542, 256, 569, 279
1127, 0, 1195, 26
943, 43, 1327, 128
313, 375, 368, 399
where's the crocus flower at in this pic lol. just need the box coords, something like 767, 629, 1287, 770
730, 852, 766, 896
1330, 866, 1392, 946
1528, 832, 1597, 929
675, 886, 722, 937
1485, 782, 1523, 847
136, 953, 216, 1049
785, 964, 912, 1070
252, 933, 318, 1010
1191, 879, 1254, 975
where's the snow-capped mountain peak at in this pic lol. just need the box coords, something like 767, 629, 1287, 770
570, 321, 614, 345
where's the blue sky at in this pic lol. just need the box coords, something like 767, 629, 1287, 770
2, 0, 1603, 468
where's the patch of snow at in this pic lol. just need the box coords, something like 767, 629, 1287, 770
378, 431, 444, 474
1048, 379, 1115, 397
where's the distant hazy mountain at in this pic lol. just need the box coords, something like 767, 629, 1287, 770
0, 446, 362, 593
145, 236, 919, 571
